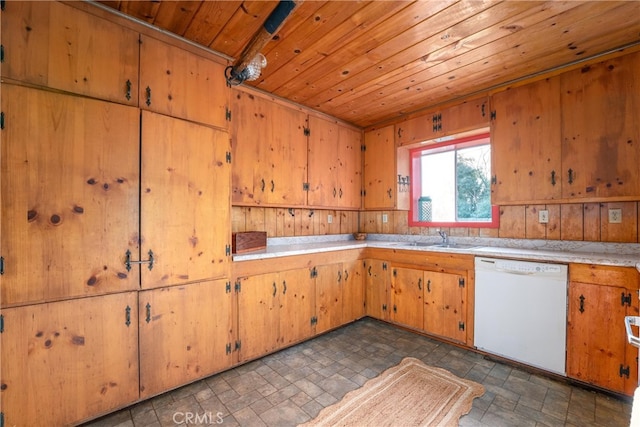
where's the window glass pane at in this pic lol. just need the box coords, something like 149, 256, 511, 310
456, 144, 491, 221
421, 150, 455, 222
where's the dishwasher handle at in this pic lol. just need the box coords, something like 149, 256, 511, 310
624, 316, 640, 348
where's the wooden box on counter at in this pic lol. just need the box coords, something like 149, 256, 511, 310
232, 231, 267, 253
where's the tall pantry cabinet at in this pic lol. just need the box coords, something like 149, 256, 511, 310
0, 2, 233, 425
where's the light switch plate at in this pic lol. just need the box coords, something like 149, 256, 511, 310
327, 214, 333, 224
382, 213, 388, 223
538, 210, 549, 224
609, 208, 622, 224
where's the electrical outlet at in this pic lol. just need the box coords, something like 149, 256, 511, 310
609, 208, 622, 224
538, 209, 549, 224
382, 213, 388, 223
327, 214, 333, 224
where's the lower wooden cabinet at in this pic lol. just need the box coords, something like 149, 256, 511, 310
364, 259, 391, 320
391, 267, 424, 330
567, 264, 640, 395
315, 264, 344, 334
138, 280, 234, 398
0, 293, 139, 426
342, 260, 365, 324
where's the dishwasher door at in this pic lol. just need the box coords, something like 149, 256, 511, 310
474, 257, 568, 375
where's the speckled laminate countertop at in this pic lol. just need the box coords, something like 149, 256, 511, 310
232, 234, 640, 272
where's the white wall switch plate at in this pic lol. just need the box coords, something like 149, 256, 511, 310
538, 209, 549, 224
609, 208, 622, 223
327, 214, 333, 224
382, 213, 388, 223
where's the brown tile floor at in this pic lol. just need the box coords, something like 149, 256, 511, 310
83, 318, 632, 427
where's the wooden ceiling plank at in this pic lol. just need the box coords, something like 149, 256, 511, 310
210, 1, 279, 59
323, 0, 582, 114
269, 0, 461, 99
253, 1, 411, 93
117, 0, 161, 24
330, 1, 639, 125
182, 1, 243, 49
152, 1, 202, 37
255, 1, 368, 90
302, 0, 544, 109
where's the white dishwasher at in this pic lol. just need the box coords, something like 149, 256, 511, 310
474, 256, 568, 375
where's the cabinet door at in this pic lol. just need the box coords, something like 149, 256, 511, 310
237, 273, 280, 362
308, 116, 362, 209
231, 90, 308, 206
279, 269, 314, 345
315, 264, 343, 334
423, 271, 466, 343
141, 111, 230, 289
139, 280, 233, 398
139, 35, 229, 129
561, 52, 640, 199
1, 85, 140, 306
342, 260, 365, 323
364, 260, 390, 320
2, 2, 139, 105
0, 293, 139, 427
445, 97, 489, 135
491, 78, 562, 204
363, 126, 396, 209
390, 267, 424, 330
567, 281, 629, 394
395, 111, 443, 146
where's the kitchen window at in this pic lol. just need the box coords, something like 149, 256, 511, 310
409, 132, 499, 228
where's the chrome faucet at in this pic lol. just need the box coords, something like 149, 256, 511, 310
438, 231, 449, 245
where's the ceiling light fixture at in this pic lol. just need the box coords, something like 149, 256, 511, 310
225, 0, 297, 86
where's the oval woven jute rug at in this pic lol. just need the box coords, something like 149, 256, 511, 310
300, 357, 485, 427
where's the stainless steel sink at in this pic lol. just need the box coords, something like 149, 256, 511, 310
401, 242, 481, 250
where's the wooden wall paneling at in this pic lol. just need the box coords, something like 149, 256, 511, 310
140, 111, 230, 289
231, 206, 247, 234
561, 204, 585, 241
2, 2, 140, 105
526, 205, 549, 240
394, 211, 409, 235
297, 209, 314, 236
139, 280, 233, 399
0, 292, 139, 426
498, 205, 526, 238
340, 211, 359, 234
264, 208, 279, 237
583, 203, 602, 242
246, 207, 266, 232
546, 204, 561, 240
1, 85, 140, 306
279, 208, 296, 237
600, 202, 638, 243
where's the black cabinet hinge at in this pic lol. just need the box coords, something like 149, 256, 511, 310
1, 1, 5, 11
225, 282, 231, 293
491, 175, 497, 185
459, 321, 465, 331
361, 144, 366, 152
226, 343, 232, 355
459, 277, 465, 287
303, 182, 309, 191
620, 364, 630, 379
382, 262, 388, 270
304, 127, 310, 136
225, 244, 231, 256
310, 316, 318, 326
490, 110, 496, 120
226, 152, 232, 163
0, 256, 4, 275
0, 315, 4, 333
235, 340, 242, 351
0, 45, 4, 63
361, 189, 366, 197
310, 267, 318, 278
0, 112, 5, 130
235, 281, 241, 293
621, 292, 632, 307
392, 269, 397, 277
225, 107, 232, 122
382, 304, 387, 311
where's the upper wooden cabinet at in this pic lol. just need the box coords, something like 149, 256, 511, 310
231, 90, 308, 207
491, 77, 562, 204
395, 97, 489, 146
139, 35, 229, 129
492, 51, 640, 204
140, 111, 231, 289
2, 1, 139, 105
307, 116, 362, 209
363, 125, 397, 209
560, 52, 640, 200
1, 85, 140, 306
